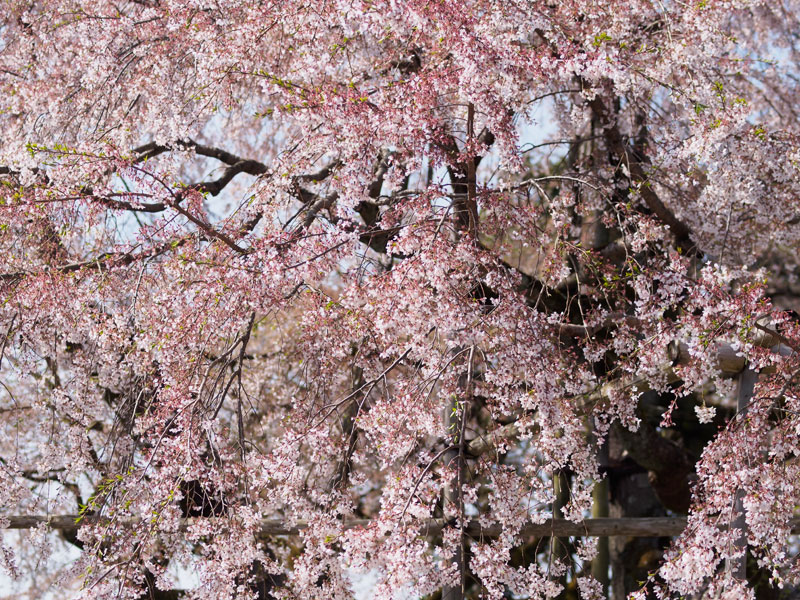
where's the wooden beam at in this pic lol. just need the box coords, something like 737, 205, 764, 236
6, 515, 800, 538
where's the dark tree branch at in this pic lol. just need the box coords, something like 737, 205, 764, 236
589, 96, 693, 247
0, 236, 192, 282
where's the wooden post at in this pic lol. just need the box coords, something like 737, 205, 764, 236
727, 366, 757, 581
591, 432, 610, 596
442, 392, 463, 600
442, 347, 474, 600
551, 470, 570, 594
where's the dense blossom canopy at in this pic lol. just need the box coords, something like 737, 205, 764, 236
2, 1, 800, 598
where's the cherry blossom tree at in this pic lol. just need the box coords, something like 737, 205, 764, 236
2, 0, 800, 598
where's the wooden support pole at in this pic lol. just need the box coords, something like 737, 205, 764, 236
441, 401, 463, 600
591, 436, 610, 595
441, 345, 473, 600
550, 470, 571, 591
727, 366, 757, 581
7, 515, 798, 538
